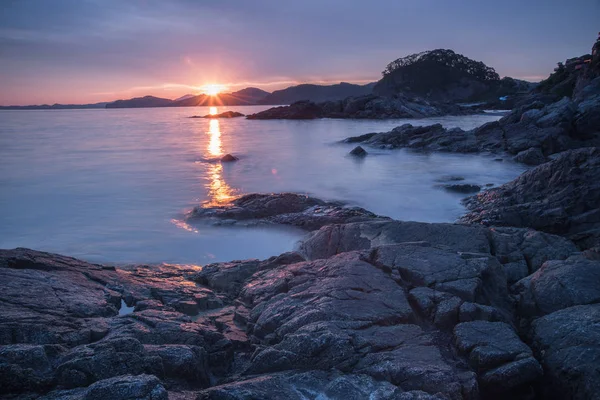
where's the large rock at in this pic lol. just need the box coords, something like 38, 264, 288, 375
462, 148, 600, 251
84, 374, 168, 400
454, 321, 542, 397
187, 192, 388, 231
513, 147, 547, 165
530, 304, 600, 400
514, 256, 600, 318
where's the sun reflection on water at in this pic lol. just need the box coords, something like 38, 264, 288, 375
204, 116, 237, 207
208, 119, 222, 156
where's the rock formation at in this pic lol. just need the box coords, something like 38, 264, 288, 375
187, 193, 388, 231
461, 147, 600, 253
247, 95, 462, 120
2, 210, 597, 399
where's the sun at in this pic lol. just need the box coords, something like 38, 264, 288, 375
201, 84, 227, 96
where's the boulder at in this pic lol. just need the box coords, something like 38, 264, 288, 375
514, 256, 600, 318
220, 154, 238, 162
454, 321, 542, 396
349, 146, 367, 157
513, 147, 547, 165
84, 374, 168, 400
530, 304, 600, 400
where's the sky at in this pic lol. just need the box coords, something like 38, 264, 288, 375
0, 0, 598, 105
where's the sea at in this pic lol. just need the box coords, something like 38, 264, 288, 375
0, 106, 526, 264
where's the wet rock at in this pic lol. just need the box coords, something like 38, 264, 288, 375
439, 183, 481, 194
220, 154, 238, 162
513, 147, 547, 165
188, 193, 388, 231
530, 304, 600, 400
462, 148, 600, 250
349, 145, 367, 157
454, 321, 542, 396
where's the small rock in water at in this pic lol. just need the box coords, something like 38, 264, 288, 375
203, 111, 245, 119
440, 183, 481, 194
221, 154, 239, 162
435, 175, 465, 182
349, 146, 367, 157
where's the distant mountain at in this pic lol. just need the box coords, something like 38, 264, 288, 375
231, 87, 270, 103
0, 102, 108, 110
175, 94, 197, 102
173, 87, 271, 107
105, 95, 174, 108
260, 82, 375, 105
373, 49, 527, 102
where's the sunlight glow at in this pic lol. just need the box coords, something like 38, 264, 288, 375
209, 106, 218, 115
201, 83, 227, 96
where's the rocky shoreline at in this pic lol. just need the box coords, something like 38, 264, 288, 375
2, 147, 600, 399
246, 95, 465, 120
341, 77, 600, 165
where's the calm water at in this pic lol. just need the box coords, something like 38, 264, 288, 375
0, 106, 526, 264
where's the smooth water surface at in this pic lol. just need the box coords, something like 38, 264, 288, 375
0, 106, 526, 264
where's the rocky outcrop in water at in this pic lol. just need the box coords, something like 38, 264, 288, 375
247, 95, 462, 120
341, 76, 599, 161
349, 146, 367, 157
190, 111, 245, 119
3, 208, 597, 399
187, 193, 388, 230
461, 147, 600, 253
220, 154, 238, 162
